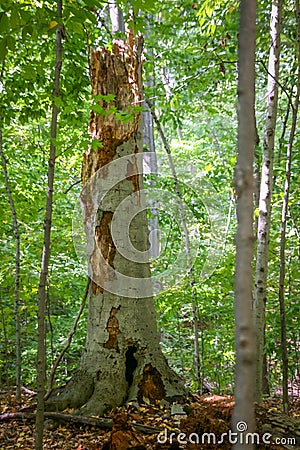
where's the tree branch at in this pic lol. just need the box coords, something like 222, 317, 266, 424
259, 59, 296, 112
45, 278, 90, 400
0, 411, 161, 435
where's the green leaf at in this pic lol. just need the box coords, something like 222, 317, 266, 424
0, 12, 10, 33
102, 93, 115, 102
19, 8, 31, 25
91, 138, 103, 150
22, 24, 34, 41
23, 66, 36, 81
0, 38, 7, 59
6, 35, 15, 51
11, 7, 21, 29
67, 18, 84, 34
93, 93, 115, 102
92, 103, 109, 115
54, 96, 63, 107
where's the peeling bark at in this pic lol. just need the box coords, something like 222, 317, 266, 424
92, 212, 116, 295
82, 36, 141, 185
48, 34, 185, 416
103, 306, 120, 351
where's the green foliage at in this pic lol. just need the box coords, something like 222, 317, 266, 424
0, 0, 299, 399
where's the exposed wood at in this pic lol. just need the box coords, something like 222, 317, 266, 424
81, 34, 142, 186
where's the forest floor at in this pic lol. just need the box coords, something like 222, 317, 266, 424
0, 390, 299, 449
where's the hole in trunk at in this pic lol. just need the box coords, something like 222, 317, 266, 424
125, 346, 138, 387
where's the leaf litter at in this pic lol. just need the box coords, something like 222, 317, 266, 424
0, 390, 299, 449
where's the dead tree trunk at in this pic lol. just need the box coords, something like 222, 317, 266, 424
48, 34, 185, 416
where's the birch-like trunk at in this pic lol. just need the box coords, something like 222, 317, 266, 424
232, 0, 257, 447
48, 34, 185, 416
278, 0, 300, 414
254, 0, 283, 403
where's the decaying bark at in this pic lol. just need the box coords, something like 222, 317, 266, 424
47, 33, 185, 416
81, 36, 141, 185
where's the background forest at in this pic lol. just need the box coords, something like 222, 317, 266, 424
0, 0, 299, 414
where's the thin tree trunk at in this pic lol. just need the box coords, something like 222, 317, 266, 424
142, 18, 159, 264
278, 0, 300, 415
35, 2, 63, 448
254, 0, 283, 404
45, 279, 90, 400
143, 20, 155, 156
0, 60, 22, 399
232, 0, 257, 448
145, 98, 201, 391
0, 128, 21, 399
109, 0, 125, 33
0, 290, 9, 387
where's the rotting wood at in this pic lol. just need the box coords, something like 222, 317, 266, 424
91, 212, 116, 296
45, 33, 186, 416
82, 35, 143, 297
126, 154, 140, 196
82, 35, 142, 186
137, 364, 166, 403
103, 306, 120, 351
